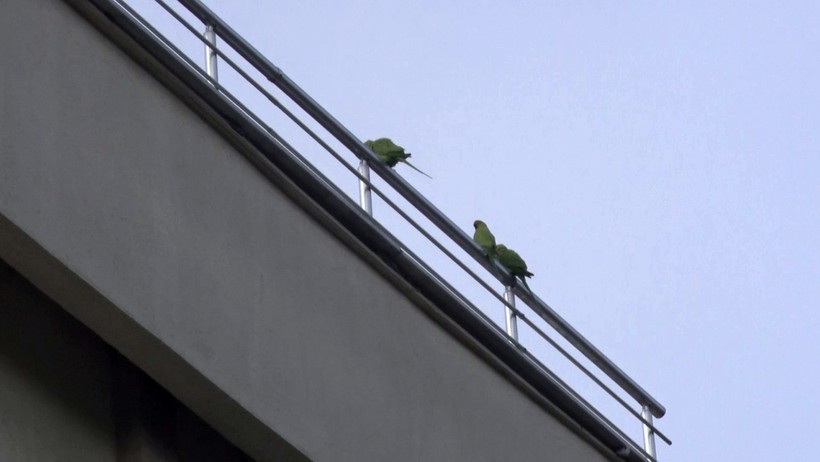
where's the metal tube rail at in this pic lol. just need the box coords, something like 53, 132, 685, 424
159, 6, 673, 439
134, 2, 672, 450
175, 0, 665, 419
99, 0, 671, 454
182, 19, 673, 436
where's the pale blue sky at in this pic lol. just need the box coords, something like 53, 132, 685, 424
131, 1, 820, 460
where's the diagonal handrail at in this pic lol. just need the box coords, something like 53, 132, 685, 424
95, 0, 674, 455
175, 0, 666, 419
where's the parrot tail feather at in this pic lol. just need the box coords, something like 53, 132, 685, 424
403, 160, 432, 179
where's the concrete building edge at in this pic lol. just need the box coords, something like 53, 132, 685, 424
63, 0, 636, 459
0, 212, 310, 462
12, 1, 638, 460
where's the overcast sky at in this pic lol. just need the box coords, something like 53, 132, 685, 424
130, 1, 820, 460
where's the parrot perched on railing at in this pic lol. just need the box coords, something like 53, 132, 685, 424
472, 220, 497, 260
364, 137, 432, 178
496, 244, 534, 293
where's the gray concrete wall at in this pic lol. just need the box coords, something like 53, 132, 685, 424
0, 261, 117, 462
0, 260, 253, 462
0, 0, 614, 461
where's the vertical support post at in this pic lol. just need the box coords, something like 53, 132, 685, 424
204, 25, 218, 81
641, 404, 657, 461
358, 160, 373, 215
503, 286, 518, 340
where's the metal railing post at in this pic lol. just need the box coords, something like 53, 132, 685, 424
503, 286, 518, 340
203, 24, 218, 80
641, 404, 658, 460
357, 160, 373, 215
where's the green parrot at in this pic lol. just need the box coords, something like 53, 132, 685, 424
363, 138, 432, 178
495, 244, 534, 293
472, 220, 497, 259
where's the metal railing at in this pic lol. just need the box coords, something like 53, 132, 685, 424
100, 0, 671, 459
